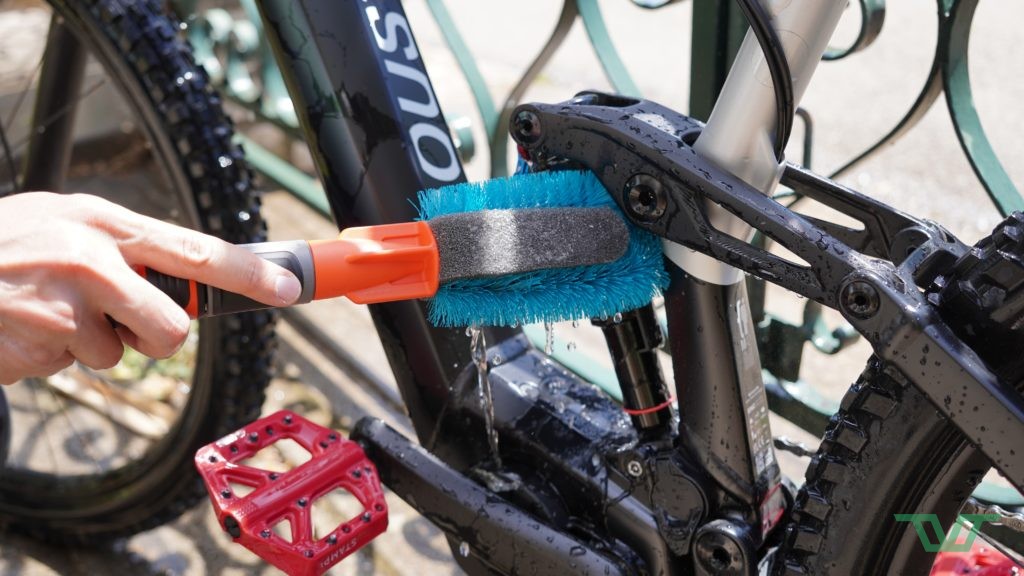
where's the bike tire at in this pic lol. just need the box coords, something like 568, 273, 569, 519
0, 0, 275, 543
776, 213, 1024, 575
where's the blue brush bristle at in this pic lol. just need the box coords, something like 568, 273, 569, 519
417, 170, 669, 327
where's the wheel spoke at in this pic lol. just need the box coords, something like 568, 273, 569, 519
45, 381, 103, 474
44, 367, 172, 440
11, 77, 105, 158
26, 378, 61, 474
4, 40, 45, 130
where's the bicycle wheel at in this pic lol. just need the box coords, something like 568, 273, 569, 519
776, 213, 1024, 574
0, 0, 275, 542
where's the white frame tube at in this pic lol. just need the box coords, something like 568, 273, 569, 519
665, 0, 848, 284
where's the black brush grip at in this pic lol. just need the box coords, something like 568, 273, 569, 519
143, 268, 194, 310
142, 241, 314, 318
205, 252, 306, 316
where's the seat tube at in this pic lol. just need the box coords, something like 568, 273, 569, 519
668, 0, 847, 527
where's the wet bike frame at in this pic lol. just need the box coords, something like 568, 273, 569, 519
39, 0, 1024, 573
252, 1, 791, 571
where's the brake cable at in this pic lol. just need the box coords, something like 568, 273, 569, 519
734, 0, 794, 162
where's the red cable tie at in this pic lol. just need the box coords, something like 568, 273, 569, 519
622, 396, 676, 416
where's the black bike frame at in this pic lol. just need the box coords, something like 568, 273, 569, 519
255, 0, 514, 445
254, 0, 783, 572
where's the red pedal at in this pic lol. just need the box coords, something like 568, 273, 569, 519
195, 410, 388, 576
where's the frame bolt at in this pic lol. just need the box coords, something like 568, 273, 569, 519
512, 110, 542, 145
624, 174, 667, 221
626, 460, 644, 478
695, 531, 744, 573
841, 280, 880, 319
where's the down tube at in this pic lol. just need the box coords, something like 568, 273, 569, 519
255, 0, 492, 442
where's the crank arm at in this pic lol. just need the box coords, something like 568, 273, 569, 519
510, 93, 1024, 492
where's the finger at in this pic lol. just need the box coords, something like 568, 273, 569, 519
112, 214, 300, 306
113, 325, 140, 352
67, 313, 125, 370
0, 334, 74, 384
32, 350, 76, 379
87, 262, 191, 359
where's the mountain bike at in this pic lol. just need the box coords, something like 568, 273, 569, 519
1, 0, 1022, 575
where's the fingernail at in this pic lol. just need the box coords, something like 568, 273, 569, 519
275, 275, 301, 304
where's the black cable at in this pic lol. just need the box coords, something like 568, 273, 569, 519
734, 0, 794, 162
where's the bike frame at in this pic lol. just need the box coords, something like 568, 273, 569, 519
239, 0, 838, 572
203, 0, 1022, 573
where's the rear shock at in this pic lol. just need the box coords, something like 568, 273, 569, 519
594, 303, 674, 439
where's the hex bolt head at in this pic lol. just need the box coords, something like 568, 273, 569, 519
695, 531, 744, 574
626, 460, 644, 478
841, 280, 881, 319
512, 110, 542, 146
624, 174, 667, 221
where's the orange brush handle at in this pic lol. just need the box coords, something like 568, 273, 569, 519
309, 221, 440, 304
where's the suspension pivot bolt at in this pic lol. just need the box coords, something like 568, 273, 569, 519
626, 460, 644, 478
624, 174, 667, 221
840, 280, 881, 319
512, 110, 542, 146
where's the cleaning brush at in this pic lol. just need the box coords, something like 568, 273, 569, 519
140, 170, 668, 326
419, 169, 668, 327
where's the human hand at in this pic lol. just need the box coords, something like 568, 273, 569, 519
0, 192, 300, 384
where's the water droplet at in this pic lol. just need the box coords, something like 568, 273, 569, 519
544, 321, 555, 355
491, 354, 503, 366
613, 312, 623, 324
554, 398, 567, 414
459, 541, 470, 557
566, 341, 577, 352
217, 155, 233, 168
545, 377, 568, 394
512, 381, 540, 401
237, 210, 251, 222
469, 327, 502, 467
571, 319, 580, 328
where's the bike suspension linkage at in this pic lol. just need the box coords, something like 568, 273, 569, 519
509, 92, 1024, 497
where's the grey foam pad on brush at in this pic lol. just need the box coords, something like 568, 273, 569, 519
428, 207, 629, 282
